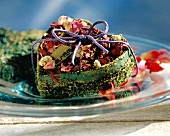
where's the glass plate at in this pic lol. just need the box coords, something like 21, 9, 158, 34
0, 35, 170, 117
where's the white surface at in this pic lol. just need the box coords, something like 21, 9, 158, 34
0, 121, 170, 136
126, 121, 170, 136
0, 101, 170, 136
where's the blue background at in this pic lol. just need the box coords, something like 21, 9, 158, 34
0, 0, 170, 45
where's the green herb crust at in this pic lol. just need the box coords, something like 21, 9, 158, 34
0, 28, 44, 83
36, 49, 135, 99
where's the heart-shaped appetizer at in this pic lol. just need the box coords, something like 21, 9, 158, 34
32, 16, 138, 99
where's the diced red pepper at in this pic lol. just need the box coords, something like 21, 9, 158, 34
49, 72, 59, 83
45, 42, 55, 53
39, 49, 47, 56
136, 56, 141, 63
149, 62, 164, 73
99, 82, 115, 100
120, 80, 128, 87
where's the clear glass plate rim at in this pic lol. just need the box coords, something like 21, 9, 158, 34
0, 35, 170, 117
